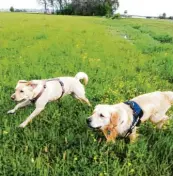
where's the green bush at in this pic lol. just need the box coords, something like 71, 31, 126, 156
132, 25, 141, 30
112, 13, 121, 19
152, 34, 173, 43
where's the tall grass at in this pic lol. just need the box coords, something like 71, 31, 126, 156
1, 13, 173, 175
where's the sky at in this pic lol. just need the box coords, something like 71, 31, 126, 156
0, 0, 173, 16
117, 0, 173, 16
0, 0, 41, 9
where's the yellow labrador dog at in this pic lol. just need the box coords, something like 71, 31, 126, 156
87, 91, 173, 142
8, 72, 91, 128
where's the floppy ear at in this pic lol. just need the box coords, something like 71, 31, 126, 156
27, 81, 46, 99
110, 112, 119, 128
17, 80, 37, 89
18, 80, 28, 84
102, 112, 119, 143
26, 81, 38, 89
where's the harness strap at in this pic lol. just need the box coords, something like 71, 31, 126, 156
124, 101, 143, 138
56, 79, 65, 99
30, 79, 65, 103
30, 82, 46, 103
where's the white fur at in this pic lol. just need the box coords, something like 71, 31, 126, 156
8, 72, 91, 128
88, 91, 173, 137
75, 72, 88, 85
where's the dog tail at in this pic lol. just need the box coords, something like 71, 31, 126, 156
164, 91, 173, 104
75, 72, 88, 85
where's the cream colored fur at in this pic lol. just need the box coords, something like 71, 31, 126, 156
87, 91, 173, 142
8, 72, 91, 128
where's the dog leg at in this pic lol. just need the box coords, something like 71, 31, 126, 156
156, 115, 169, 129
19, 107, 44, 128
72, 86, 91, 106
150, 113, 169, 129
129, 128, 138, 143
72, 93, 91, 106
80, 97, 91, 106
7, 100, 31, 114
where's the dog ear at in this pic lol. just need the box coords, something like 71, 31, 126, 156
28, 81, 46, 99
26, 81, 38, 89
103, 112, 119, 143
110, 112, 119, 128
18, 80, 28, 84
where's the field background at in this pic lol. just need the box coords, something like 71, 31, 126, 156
1, 13, 173, 175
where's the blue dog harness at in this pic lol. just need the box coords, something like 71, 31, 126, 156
124, 101, 143, 137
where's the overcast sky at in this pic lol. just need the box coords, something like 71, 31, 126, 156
0, 0, 173, 16
117, 0, 173, 16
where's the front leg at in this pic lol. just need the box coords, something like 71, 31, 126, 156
19, 107, 44, 128
129, 128, 138, 143
7, 100, 31, 114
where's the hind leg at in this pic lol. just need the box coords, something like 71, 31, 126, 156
73, 94, 91, 106
156, 115, 169, 129
72, 87, 91, 106
80, 97, 91, 106
150, 114, 169, 129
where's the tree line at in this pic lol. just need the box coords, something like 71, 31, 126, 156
37, 0, 119, 16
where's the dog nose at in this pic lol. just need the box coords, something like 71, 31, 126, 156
11, 95, 15, 100
86, 118, 92, 124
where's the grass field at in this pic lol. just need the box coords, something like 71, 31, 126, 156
1, 13, 173, 175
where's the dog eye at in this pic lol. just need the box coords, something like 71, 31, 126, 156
100, 113, 104, 117
20, 90, 24, 93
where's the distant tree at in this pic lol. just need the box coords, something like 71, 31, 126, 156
55, 0, 64, 11
37, 0, 58, 13
10, 6, 14, 12
37, 0, 49, 10
108, 0, 119, 12
168, 16, 173, 20
38, 0, 120, 16
124, 10, 127, 15
163, 12, 166, 19
69, 0, 119, 16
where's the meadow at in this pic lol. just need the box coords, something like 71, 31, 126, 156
1, 13, 173, 175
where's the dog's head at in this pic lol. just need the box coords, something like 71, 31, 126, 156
11, 80, 41, 102
86, 104, 119, 129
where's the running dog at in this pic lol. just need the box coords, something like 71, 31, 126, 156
87, 91, 173, 142
8, 72, 91, 128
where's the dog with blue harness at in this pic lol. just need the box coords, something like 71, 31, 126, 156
87, 91, 173, 143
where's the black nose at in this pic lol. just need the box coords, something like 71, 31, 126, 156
86, 118, 92, 124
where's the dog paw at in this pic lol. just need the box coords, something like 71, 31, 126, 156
7, 109, 15, 114
18, 122, 27, 128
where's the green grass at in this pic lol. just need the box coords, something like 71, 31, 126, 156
1, 13, 173, 175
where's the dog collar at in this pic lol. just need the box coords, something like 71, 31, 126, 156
123, 101, 143, 137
